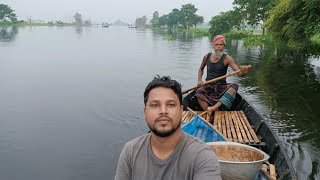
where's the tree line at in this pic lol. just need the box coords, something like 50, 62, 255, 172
208, 0, 320, 50
0, 4, 92, 26
150, 4, 204, 29
2, 1, 319, 50
150, 0, 319, 50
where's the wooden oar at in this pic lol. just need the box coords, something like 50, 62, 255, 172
182, 65, 251, 94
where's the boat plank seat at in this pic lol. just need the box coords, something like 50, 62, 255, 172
213, 111, 260, 143
182, 110, 261, 144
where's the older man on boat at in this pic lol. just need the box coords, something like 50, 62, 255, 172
114, 75, 221, 180
196, 35, 250, 116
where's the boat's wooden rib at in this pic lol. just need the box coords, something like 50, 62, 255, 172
190, 110, 261, 144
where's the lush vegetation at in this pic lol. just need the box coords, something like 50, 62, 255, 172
208, 11, 241, 36
0, 4, 17, 22
233, 0, 275, 35
164, 35, 174, 41
311, 33, 320, 45
206, 0, 320, 52
224, 30, 252, 39
243, 35, 274, 47
189, 28, 209, 36
266, 0, 320, 50
150, 4, 204, 29
171, 27, 209, 36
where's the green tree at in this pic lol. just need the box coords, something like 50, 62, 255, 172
266, 0, 320, 49
167, 9, 180, 28
179, 4, 198, 28
192, 15, 204, 28
83, 19, 92, 26
209, 11, 238, 36
73, 12, 83, 26
150, 11, 160, 27
135, 16, 147, 28
233, 0, 275, 34
158, 14, 168, 27
0, 4, 17, 22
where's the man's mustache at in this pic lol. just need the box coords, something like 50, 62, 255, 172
155, 116, 172, 122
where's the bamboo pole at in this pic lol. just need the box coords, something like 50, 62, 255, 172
182, 65, 251, 94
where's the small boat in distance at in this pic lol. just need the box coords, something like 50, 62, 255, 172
128, 24, 137, 28
102, 23, 110, 27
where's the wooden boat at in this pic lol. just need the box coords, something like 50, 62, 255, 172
128, 24, 137, 28
182, 90, 297, 179
102, 23, 109, 27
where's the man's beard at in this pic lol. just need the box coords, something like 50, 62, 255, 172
212, 50, 224, 58
149, 126, 178, 137
147, 118, 180, 138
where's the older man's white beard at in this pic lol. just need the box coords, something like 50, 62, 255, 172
212, 50, 224, 58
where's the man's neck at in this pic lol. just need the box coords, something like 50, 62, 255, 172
150, 129, 184, 160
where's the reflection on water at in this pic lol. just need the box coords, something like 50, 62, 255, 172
75, 26, 82, 35
0, 26, 18, 43
227, 41, 320, 179
309, 56, 320, 82
0, 26, 319, 180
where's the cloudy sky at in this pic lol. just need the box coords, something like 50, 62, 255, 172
2, 0, 234, 23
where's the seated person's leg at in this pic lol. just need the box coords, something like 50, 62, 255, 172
218, 84, 238, 110
197, 98, 209, 111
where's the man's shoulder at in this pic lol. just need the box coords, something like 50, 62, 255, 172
183, 133, 212, 153
203, 52, 211, 58
124, 134, 149, 150
223, 54, 234, 63
182, 133, 220, 163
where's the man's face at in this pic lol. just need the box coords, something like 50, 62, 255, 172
213, 41, 225, 52
144, 87, 183, 137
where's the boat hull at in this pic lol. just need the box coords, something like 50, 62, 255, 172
182, 91, 297, 179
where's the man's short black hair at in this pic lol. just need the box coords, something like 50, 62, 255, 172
144, 75, 182, 105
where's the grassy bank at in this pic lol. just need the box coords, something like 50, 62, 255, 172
171, 27, 209, 36
224, 30, 253, 39
0, 21, 73, 27
243, 35, 274, 47
0, 21, 15, 26
189, 28, 210, 36
16, 22, 73, 26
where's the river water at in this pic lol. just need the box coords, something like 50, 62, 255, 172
0, 26, 319, 180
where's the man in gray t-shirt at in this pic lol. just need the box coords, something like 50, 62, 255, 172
114, 76, 221, 180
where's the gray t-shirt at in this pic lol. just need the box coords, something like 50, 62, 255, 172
114, 133, 221, 180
